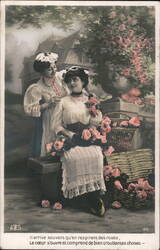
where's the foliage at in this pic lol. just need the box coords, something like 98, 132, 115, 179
6, 6, 155, 96
77, 6, 155, 96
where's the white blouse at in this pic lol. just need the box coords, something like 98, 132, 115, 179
51, 95, 102, 136
23, 72, 70, 156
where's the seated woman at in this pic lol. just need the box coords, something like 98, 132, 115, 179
24, 52, 69, 157
50, 66, 106, 216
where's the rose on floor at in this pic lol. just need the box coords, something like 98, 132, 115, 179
53, 202, 63, 210
41, 200, 50, 208
112, 201, 122, 209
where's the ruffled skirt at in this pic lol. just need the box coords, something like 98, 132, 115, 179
61, 145, 106, 199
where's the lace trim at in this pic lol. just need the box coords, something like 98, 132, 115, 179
62, 168, 106, 199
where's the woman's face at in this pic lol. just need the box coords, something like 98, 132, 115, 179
68, 76, 84, 93
42, 63, 57, 78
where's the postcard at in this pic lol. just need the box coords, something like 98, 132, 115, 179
0, 1, 159, 249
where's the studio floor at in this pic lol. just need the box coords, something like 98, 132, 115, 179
4, 177, 154, 234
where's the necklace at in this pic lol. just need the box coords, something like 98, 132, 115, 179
71, 91, 83, 97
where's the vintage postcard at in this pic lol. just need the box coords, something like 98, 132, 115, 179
0, 1, 159, 249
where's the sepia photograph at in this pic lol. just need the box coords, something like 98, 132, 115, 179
0, 1, 159, 249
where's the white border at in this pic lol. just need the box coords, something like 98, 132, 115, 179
0, 1, 159, 250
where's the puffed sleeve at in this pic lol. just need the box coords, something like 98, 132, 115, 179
89, 110, 103, 127
51, 99, 74, 138
24, 84, 42, 117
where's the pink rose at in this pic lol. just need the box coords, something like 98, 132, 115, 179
41, 200, 50, 208
82, 129, 91, 141
112, 122, 118, 127
129, 117, 141, 127
103, 165, 113, 177
101, 124, 111, 134
54, 140, 64, 151
89, 128, 101, 140
128, 183, 136, 191
119, 24, 126, 31
121, 94, 131, 102
110, 11, 117, 18
104, 146, 115, 156
114, 180, 123, 190
46, 142, 53, 152
102, 116, 112, 125
53, 202, 62, 210
134, 97, 144, 105
137, 178, 154, 191
100, 135, 107, 144
112, 167, 121, 177
128, 88, 141, 97
112, 201, 122, 209
121, 68, 131, 76
119, 120, 129, 127
136, 190, 147, 200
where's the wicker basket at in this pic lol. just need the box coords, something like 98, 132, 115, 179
106, 148, 154, 182
106, 112, 137, 152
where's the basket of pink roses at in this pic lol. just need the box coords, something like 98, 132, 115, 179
104, 112, 141, 152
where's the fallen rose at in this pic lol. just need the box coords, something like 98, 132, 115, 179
41, 200, 50, 208
81, 129, 92, 141
129, 116, 141, 127
53, 202, 62, 210
112, 201, 122, 209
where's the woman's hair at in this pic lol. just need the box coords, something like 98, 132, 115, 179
33, 52, 58, 73
64, 66, 89, 88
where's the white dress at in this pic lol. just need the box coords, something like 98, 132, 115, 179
51, 94, 106, 199
24, 72, 69, 156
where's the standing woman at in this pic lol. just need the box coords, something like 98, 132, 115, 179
51, 67, 106, 216
24, 52, 69, 157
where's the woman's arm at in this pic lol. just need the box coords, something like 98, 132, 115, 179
51, 100, 74, 139
24, 84, 42, 117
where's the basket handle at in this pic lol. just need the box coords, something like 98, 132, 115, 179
105, 112, 131, 119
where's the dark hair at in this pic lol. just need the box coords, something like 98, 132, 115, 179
33, 60, 51, 73
64, 67, 89, 88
